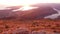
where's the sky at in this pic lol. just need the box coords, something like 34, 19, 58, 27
0, 0, 60, 6
0, 0, 60, 9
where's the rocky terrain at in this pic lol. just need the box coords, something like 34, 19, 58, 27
0, 19, 60, 34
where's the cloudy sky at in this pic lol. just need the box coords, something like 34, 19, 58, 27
0, 0, 60, 9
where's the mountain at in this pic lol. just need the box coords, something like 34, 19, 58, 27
0, 6, 22, 19
18, 5, 57, 20
0, 3, 60, 20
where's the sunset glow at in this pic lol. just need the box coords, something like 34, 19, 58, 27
19, 6, 38, 11
12, 6, 38, 11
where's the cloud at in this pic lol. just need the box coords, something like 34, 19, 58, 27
12, 6, 38, 12
0, 4, 12, 10
44, 8, 60, 19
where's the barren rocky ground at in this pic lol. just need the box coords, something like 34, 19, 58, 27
0, 19, 60, 34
